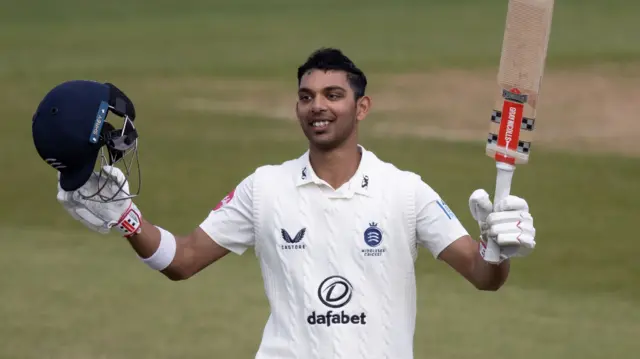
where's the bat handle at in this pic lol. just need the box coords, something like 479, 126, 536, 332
483, 161, 516, 264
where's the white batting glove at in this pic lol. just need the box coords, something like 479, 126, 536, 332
56, 166, 142, 237
469, 189, 536, 263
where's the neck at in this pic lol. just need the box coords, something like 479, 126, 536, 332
309, 141, 362, 190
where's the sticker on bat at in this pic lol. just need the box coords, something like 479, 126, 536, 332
495, 98, 524, 164
517, 140, 531, 154
521, 117, 535, 131
491, 110, 502, 124
502, 88, 528, 104
492, 110, 535, 131
503, 103, 522, 149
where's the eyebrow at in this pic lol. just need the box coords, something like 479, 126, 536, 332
298, 85, 347, 94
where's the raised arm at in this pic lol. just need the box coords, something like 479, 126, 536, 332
414, 180, 535, 291
126, 220, 230, 281
437, 234, 510, 291
56, 166, 255, 281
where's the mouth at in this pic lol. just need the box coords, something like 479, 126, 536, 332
309, 119, 333, 131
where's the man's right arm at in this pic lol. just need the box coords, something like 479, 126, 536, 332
126, 219, 230, 281
57, 166, 254, 280
126, 173, 256, 280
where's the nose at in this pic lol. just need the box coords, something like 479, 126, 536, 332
310, 96, 328, 113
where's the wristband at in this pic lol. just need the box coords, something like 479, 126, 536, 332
139, 226, 177, 270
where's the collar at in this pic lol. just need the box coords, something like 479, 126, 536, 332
295, 145, 375, 198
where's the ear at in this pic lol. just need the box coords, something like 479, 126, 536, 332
356, 95, 372, 122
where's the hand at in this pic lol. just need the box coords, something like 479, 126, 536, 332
56, 166, 143, 237
469, 189, 536, 263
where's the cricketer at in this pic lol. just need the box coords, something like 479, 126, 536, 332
32, 47, 537, 359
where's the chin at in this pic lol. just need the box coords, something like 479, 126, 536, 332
301, 125, 352, 151
308, 135, 346, 151
301, 130, 328, 145
311, 141, 339, 151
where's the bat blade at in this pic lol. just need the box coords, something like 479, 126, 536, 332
486, 0, 554, 165
482, 0, 555, 263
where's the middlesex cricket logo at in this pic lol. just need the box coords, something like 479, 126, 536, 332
307, 276, 367, 327
363, 222, 382, 247
362, 222, 386, 257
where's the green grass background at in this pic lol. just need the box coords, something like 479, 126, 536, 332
1, 0, 639, 358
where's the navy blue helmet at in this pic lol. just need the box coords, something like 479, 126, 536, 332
32, 80, 140, 201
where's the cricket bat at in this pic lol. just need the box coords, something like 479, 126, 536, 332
483, 0, 555, 263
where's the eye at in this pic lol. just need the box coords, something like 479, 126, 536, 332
327, 93, 342, 100
298, 94, 312, 102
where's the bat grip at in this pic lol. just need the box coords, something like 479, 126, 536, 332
483, 161, 516, 264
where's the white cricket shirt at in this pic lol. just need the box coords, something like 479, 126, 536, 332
200, 145, 469, 359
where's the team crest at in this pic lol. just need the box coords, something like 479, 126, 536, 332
364, 222, 382, 247
362, 222, 386, 257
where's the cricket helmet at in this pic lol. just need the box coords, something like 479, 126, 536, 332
32, 80, 141, 202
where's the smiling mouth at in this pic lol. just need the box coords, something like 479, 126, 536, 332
311, 120, 330, 129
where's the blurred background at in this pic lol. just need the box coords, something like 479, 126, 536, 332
1, 0, 639, 358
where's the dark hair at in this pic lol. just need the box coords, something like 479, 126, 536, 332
297, 47, 367, 99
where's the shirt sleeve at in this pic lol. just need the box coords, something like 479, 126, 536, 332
199, 173, 255, 255
415, 179, 469, 258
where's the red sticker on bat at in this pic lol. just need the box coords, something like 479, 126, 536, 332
213, 189, 236, 211
495, 88, 524, 165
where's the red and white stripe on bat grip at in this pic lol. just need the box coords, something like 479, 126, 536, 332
483, 161, 516, 264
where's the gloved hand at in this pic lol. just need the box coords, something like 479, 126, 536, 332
469, 189, 536, 263
56, 166, 142, 237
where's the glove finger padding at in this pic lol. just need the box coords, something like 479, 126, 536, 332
100, 166, 130, 197
469, 189, 493, 223
489, 220, 535, 235
486, 211, 532, 226
494, 195, 529, 212
500, 234, 535, 258
80, 191, 129, 225
73, 207, 111, 234
489, 222, 523, 236
57, 190, 74, 211
489, 215, 534, 242
58, 186, 110, 233
514, 232, 536, 249
492, 226, 535, 253
57, 189, 81, 220
494, 233, 523, 247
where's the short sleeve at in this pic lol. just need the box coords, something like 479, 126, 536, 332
199, 173, 255, 255
415, 179, 469, 258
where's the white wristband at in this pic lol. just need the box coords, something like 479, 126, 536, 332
139, 226, 177, 270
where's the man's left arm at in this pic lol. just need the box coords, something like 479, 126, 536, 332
438, 234, 510, 291
414, 180, 535, 291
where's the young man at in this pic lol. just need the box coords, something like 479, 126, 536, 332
41, 48, 536, 359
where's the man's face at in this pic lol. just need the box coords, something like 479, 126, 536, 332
296, 69, 370, 150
